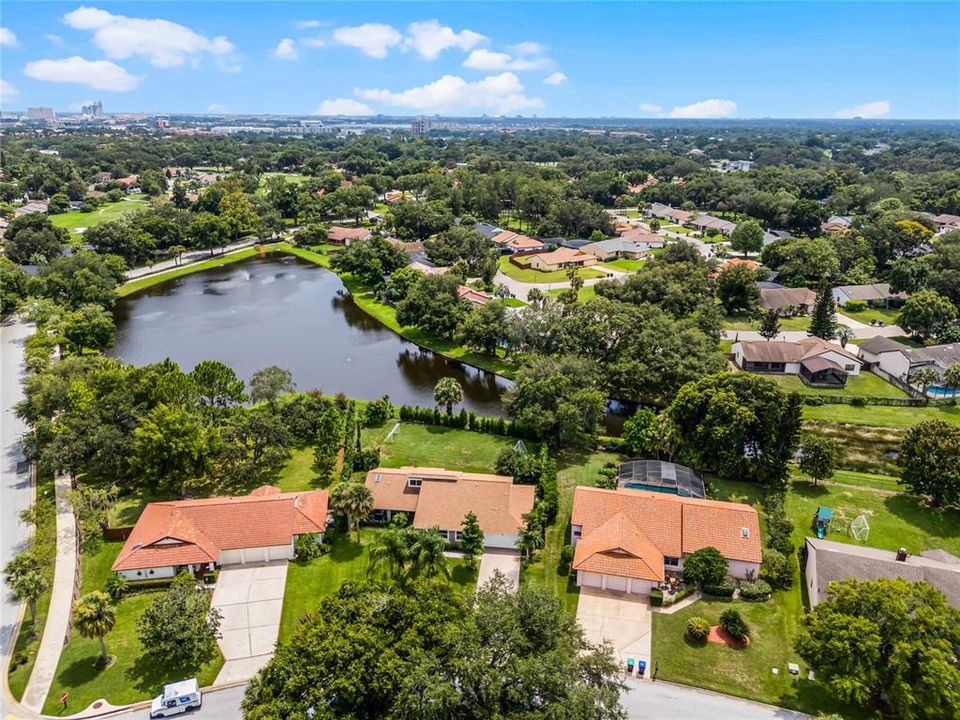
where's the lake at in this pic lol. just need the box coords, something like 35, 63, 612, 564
111, 255, 511, 415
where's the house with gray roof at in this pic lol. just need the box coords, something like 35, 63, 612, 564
857, 335, 960, 386
759, 286, 818, 315
581, 237, 653, 261
832, 283, 907, 308
805, 537, 960, 609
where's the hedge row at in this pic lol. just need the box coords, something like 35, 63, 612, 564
397, 405, 539, 440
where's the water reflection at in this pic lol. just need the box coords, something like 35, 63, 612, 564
111, 255, 511, 416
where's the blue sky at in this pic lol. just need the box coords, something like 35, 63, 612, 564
1, 2, 957, 118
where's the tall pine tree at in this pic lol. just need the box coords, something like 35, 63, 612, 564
808, 284, 837, 340
758, 308, 781, 340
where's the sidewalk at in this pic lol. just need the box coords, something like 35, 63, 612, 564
21, 474, 77, 713
123, 239, 260, 281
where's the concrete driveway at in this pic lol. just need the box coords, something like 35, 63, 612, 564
211, 561, 287, 684
477, 549, 521, 590
576, 587, 652, 678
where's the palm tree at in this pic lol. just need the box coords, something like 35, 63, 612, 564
516, 522, 544, 561
433, 377, 464, 415
368, 526, 411, 583
168, 244, 187, 266
944, 363, 960, 399
911, 367, 941, 402
407, 529, 450, 580
4, 553, 49, 635
834, 325, 855, 348
330, 481, 374, 543
73, 591, 116, 667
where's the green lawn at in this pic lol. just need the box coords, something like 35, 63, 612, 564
51, 197, 149, 233
767, 371, 907, 398
661, 224, 692, 235
42, 542, 222, 715
521, 449, 623, 616
601, 258, 646, 272
786, 478, 960, 558
803, 402, 960, 428
497, 256, 606, 283
7, 469, 57, 701
256, 172, 313, 196
652, 595, 857, 717
724, 314, 811, 331
838, 306, 901, 327
502, 297, 526, 307
279, 528, 477, 643
546, 285, 598, 303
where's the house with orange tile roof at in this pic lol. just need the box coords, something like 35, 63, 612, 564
490, 230, 548, 254
526, 247, 599, 272
570, 486, 762, 595
111, 486, 329, 581
457, 285, 492, 306
365, 467, 535, 549
327, 226, 373, 246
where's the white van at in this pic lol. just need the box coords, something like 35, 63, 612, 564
149, 678, 202, 718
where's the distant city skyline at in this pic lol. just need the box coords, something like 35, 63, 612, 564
1, 2, 958, 119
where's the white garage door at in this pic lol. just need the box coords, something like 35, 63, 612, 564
244, 547, 269, 564
267, 545, 291, 561
220, 549, 243, 565
606, 574, 628, 592
579, 572, 604, 588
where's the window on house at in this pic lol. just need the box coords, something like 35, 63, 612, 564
845, 364, 855, 371
664, 556, 680, 567
407, 477, 422, 488
741, 528, 750, 538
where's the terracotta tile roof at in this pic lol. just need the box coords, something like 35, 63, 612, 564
491, 230, 519, 245
457, 285, 492, 306
112, 488, 329, 572
571, 486, 762, 580
327, 226, 372, 243
365, 467, 535, 536
506, 235, 544, 250
573, 512, 665, 581
529, 247, 595, 265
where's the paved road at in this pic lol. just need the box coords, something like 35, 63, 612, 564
621, 680, 811, 720
92, 678, 811, 720
1, 320, 34, 689
124, 239, 259, 280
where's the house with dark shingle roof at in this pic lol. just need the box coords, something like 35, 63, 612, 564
832, 283, 907, 308
805, 538, 960, 609
569, 486, 761, 595
112, 486, 329, 581
759, 286, 818, 315
733, 337, 862, 387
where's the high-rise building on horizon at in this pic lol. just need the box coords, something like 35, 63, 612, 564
81, 101, 104, 118
411, 116, 430, 135
26, 107, 56, 120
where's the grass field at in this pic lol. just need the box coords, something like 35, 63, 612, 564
546, 285, 598, 303
724, 314, 811, 331
256, 172, 313, 196
601, 258, 646, 272
661, 224, 692, 235
838, 306, 901, 327
768, 371, 907, 398
279, 528, 478, 644
520, 449, 623, 616
42, 542, 222, 715
497, 256, 606, 283
803, 402, 960, 428
7, 470, 57, 701
51, 197, 149, 233
116, 247, 262, 297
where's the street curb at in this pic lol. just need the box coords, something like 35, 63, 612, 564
63, 680, 250, 719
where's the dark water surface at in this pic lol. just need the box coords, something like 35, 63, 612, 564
111, 255, 511, 415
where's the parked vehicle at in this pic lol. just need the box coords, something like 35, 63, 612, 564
149, 678, 202, 718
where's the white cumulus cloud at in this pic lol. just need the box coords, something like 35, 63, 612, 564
668, 98, 737, 118
207, 103, 226, 112
0, 79, 20, 105
834, 100, 890, 119
24, 56, 140, 91
463, 48, 549, 71
273, 38, 297, 60
296, 20, 322, 30
64, 6, 236, 69
639, 103, 662, 113
315, 98, 374, 116
0, 27, 18, 47
46, 33, 64, 45
356, 72, 542, 115
301, 37, 325, 49
511, 41, 544, 56
403, 20, 486, 60
333, 23, 402, 58
544, 72, 567, 86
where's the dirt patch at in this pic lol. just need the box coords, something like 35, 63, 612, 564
707, 625, 748, 649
